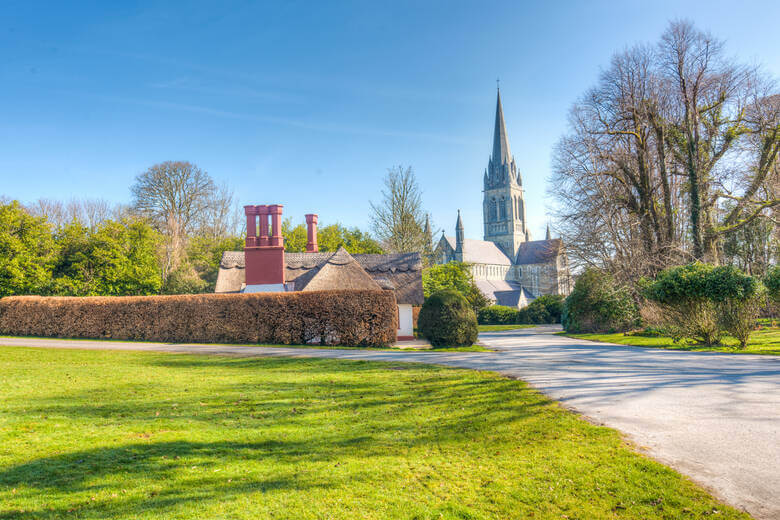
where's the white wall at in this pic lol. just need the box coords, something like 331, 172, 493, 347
397, 304, 414, 338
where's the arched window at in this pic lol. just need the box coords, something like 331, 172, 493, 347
490, 198, 498, 222
518, 198, 524, 218
499, 197, 506, 220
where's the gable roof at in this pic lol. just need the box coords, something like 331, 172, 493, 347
442, 236, 512, 265
216, 250, 424, 305
515, 239, 563, 265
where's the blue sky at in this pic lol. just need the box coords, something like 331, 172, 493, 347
2, 1, 779, 240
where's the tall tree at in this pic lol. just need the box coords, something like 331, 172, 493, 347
369, 166, 428, 253
131, 161, 217, 282
551, 20, 779, 281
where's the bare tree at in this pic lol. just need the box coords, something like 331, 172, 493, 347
131, 161, 217, 279
370, 166, 427, 253
550, 20, 779, 282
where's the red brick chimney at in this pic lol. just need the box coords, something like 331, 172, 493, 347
305, 214, 318, 252
244, 204, 285, 289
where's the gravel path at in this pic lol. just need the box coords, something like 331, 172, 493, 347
2, 327, 778, 519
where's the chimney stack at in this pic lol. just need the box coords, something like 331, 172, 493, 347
305, 214, 319, 252
243, 204, 285, 292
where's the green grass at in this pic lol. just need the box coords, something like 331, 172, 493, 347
564, 325, 780, 356
0, 347, 746, 519
0, 335, 490, 353
477, 324, 536, 332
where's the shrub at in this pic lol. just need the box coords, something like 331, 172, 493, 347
520, 294, 565, 324
0, 290, 397, 347
642, 263, 721, 346
765, 266, 780, 304
418, 289, 478, 347
643, 263, 764, 348
477, 305, 519, 324
562, 269, 637, 333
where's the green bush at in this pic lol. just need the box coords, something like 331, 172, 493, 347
643, 263, 764, 348
418, 289, 478, 347
765, 266, 780, 303
519, 294, 565, 324
477, 305, 519, 324
562, 269, 637, 333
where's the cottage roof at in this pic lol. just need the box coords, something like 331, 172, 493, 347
293, 247, 381, 292
515, 239, 563, 265
442, 236, 512, 265
216, 249, 424, 305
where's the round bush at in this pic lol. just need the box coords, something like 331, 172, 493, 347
418, 289, 478, 347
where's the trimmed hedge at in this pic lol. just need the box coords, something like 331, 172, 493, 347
563, 268, 637, 333
418, 290, 478, 347
477, 305, 519, 325
0, 290, 398, 347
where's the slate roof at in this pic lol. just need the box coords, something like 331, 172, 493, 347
474, 280, 535, 309
216, 249, 424, 305
515, 239, 563, 265
442, 236, 512, 265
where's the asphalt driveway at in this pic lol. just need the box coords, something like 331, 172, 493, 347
2, 327, 778, 518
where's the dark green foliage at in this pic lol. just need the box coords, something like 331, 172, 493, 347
418, 289, 478, 347
643, 263, 765, 348
765, 266, 780, 303
477, 305, 519, 324
519, 294, 565, 324
422, 261, 489, 313
562, 269, 637, 333
0, 201, 56, 296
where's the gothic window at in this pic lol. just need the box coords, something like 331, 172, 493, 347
499, 197, 506, 220
490, 198, 498, 222
518, 198, 524, 218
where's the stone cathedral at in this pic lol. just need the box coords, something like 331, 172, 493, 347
434, 89, 571, 308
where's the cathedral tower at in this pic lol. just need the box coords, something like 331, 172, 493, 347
483, 88, 528, 258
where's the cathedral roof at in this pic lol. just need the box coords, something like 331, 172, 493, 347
492, 89, 512, 165
515, 239, 563, 265
442, 236, 512, 265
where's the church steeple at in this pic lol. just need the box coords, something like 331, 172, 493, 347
483, 87, 527, 258
455, 210, 464, 254
492, 89, 512, 166
545, 224, 551, 240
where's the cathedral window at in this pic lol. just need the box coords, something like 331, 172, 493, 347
499, 197, 506, 220
489, 198, 498, 222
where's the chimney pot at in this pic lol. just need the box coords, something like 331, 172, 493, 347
305, 214, 319, 252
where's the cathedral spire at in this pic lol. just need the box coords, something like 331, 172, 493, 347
492, 88, 512, 166
455, 210, 464, 254
545, 223, 551, 240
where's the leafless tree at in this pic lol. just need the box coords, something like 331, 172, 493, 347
131, 161, 217, 279
550, 20, 779, 282
370, 166, 428, 253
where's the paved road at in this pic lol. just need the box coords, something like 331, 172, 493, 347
2, 327, 778, 519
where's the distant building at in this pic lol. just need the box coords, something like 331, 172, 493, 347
215, 205, 423, 339
434, 90, 571, 307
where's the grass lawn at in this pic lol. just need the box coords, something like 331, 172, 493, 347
0, 335, 490, 353
564, 325, 780, 356
0, 348, 747, 519
477, 324, 536, 332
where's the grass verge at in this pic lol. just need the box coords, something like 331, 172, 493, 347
477, 324, 536, 332
0, 347, 747, 519
563, 325, 779, 355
